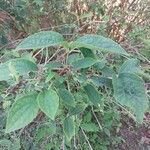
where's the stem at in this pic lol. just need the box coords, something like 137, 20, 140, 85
113, 100, 136, 122
74, 135, 77, 149
81, 127, 93, 150
61, 136, 65, 150
105, 89, 137, 122
91, 107, 102, 130
44, 48, 49, 65
44, 48, 63, 66
33, 48, 44, 57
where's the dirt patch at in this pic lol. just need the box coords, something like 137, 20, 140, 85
118, 113, 150, 150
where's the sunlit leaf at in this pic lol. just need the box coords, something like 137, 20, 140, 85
119, 58, 142, 74
72, 57, 97, 69
71, 34, 128, 55
45, 71, 56, 82
37, 89, 59, 120
63, 116, 75, 141
84, 83, 102, 105
16, 31, 64, 50
80, 47, 96, 58
113, 73, 149, 123
69, 104, 87, 116
91, 76, 112, 88
58, 89, 75, 107
6, 93, 39, 133
0, 59, 38, 81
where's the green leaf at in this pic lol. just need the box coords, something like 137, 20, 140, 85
11, 139, 21, 150
16, 31, 64, 50
0, 138, 20, 150
101, 66, 116, 77
119, 58, 142, 74
45, 71, 56, 82
71, 34, 128, 55
83, 112, 92, 122
113, 73, 149, 123
37, 89, 59, 120
0, 63, 11, 81
45, 61, 63, 69
72, 57, 97, 69
83, 83, 102, 105
91, 76, 112, 88
80, 47, 96, 59
67, 53, 82, 65
74, 74, 87, 84
34, 123, 56, 142
81, 123, 99, 132
6, 93, 39, 133
10, 59, 38, 74
69, 104, 87, 116
63, 116, 75, 141
0, 59, 38, 81
0, 139, 12, 149
58, 89, 75, 107
93, 60, 106, 70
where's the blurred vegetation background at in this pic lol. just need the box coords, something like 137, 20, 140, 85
1, 0, 150, 61
0, 0, 150, 42
1, 0, 149, 70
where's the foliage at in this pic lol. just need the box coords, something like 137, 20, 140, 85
1, 0, 150, 47
0, 30, 149, 149
0, 0, 150, 149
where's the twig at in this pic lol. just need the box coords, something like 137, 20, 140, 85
44, 48, 49, 65
43, 48, 63, 66
105, 89, 137, 122
81, 127, 93, 150
91, 107, 102, 130
33, 48, 44, 57
112, 100, 136, 122
74, 136, 77, 149
61, 136, 65, 150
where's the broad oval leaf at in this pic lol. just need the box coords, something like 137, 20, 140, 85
93, 60, 106, 70
16, 31, 64, 50
84, 83, 102, 105
0, 59, 38, 81
71, 34, 128, 55
58, 89, 75, 107
91, 76, 112, 88
101, 66, 116, 77
79, 47, 96, 59
0, 59, 37, 80
113, 73, 149, 123
63, 116, 75, 141
10, 59, 38, 75
6, 93, 39, 133
72, 57, 97, 69
67, 53, 82, 65
119, 58, 142, 74
69, 104, 87, 116
37, 89, 59, 120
